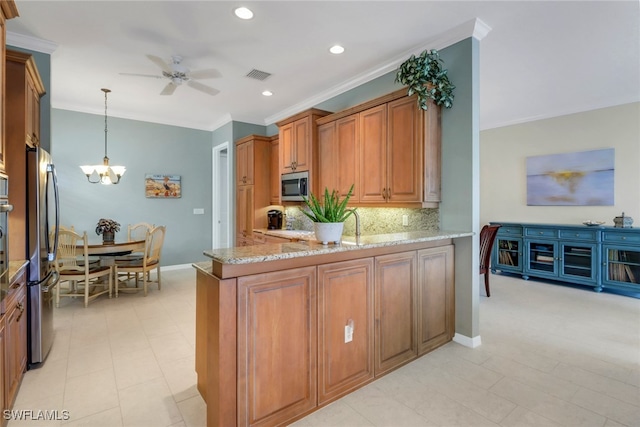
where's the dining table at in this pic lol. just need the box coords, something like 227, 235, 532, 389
75, 240, 146, 297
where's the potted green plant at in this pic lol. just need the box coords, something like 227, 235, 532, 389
395, 49, 455, 111
301, 185, 356, 244
95, 218, 121, 244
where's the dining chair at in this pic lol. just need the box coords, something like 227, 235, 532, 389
115, 222, 155, 281
115, 225, 166, 297
479, 224, 501, 297
53, 229, 113, 308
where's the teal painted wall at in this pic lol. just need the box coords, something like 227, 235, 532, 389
52, 109, 213, 265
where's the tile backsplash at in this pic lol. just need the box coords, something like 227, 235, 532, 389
284, 206, 439, 235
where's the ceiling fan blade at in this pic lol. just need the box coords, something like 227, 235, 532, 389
187, 80, 220, 96
188, 68, 222, 79
119, 72, 163, 79
147, 54, 171, 73
160, 82, 178, 96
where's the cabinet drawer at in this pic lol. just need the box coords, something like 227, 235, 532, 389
525, 228, 557, 238
559, 229, 598, 241
498, 226, 522, 236
603, 231, 640, 244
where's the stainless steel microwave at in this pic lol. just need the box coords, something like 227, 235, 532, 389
281, 171, 309, 201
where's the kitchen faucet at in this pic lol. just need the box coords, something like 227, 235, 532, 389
353, 209, 361, 237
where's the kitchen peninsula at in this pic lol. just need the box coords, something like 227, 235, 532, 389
193, 229, 472, 426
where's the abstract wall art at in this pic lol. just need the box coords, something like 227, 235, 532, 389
526, 148, 614, 206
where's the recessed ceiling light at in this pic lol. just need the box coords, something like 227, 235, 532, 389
329, 45, 345, 54
234, 7, 253, 20
262, 90, 273, 97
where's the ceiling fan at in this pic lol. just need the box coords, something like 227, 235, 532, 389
121, 54, 221, 96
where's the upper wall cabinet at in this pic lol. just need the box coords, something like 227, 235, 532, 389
317, 88, 442, 208
277, 108, 331, 195
6, 50, 46, 148
0, 0, 20, 173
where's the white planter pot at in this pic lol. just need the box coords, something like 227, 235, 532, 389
313, 222, 344, 245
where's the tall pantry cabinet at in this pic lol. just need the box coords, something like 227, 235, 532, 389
0, 1, 19, 173
235, 135, 271, 246
5, 50, 46, 261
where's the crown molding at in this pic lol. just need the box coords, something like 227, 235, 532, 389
265, 18, 491, 125
6, 31, 58, 54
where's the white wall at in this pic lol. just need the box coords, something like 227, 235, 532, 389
480, 102, 640, 226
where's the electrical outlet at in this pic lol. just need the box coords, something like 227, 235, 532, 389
344, 325, 353, 343
402, 215, 409, 226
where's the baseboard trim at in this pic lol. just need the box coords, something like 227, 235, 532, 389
453, 333, 482, 348
162, 264, 193, 272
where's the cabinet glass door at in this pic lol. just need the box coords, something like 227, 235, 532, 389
604, 246, 640, 286
560, 243, 597, 283
527, 241, 557, 276
494, 237, 522, 272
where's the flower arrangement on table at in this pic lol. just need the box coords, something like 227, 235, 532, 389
95, 218, 120, 244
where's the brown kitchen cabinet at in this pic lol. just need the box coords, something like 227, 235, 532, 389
417, 245, 455, 355
374, 251, 418, 375
0, 1, 19, 173
277, 108, 331, 196
317, 258, 374, 404
5, 49, 46, 261
235, 135, 271, 246
317, 114, 359, 200
269, 135, 280, 204
237, 267, 317, 427
4, 267, 27, 410
317, 88, 442, 208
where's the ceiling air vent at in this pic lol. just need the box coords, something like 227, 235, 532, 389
245, 69, 271, 81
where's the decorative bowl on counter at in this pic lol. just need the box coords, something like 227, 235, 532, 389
582, 220, 605, 226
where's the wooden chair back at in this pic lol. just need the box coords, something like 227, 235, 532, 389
128, 222, 154, 242
144, 225, 166, 267
54, 229, 85, 273
479, 224, 501, 297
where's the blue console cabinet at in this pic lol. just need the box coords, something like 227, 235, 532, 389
491, 222, 640, 295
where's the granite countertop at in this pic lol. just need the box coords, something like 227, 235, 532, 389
203, 229, 472, 265
253, 228, 315, 241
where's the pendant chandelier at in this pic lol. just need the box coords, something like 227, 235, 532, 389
80, 88, 126, 185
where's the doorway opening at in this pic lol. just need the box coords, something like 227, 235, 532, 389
212, 142, 231, 249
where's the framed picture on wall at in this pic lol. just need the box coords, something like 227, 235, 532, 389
526, 148, 614, 206
145, 174, 182, 198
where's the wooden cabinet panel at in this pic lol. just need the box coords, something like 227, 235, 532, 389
236, 185, 254, 245
4, 269, 26, 409
318, 258, 374, 404
387, 96, 421, 202
236, 139, 254, 185
293, 117, 310, 172
336, 115, 359, 198
0, 318, 4, 422
269, 136, 280, 204
417, 245, 454, 355
280, 122, 295, 174
358, 104, 387, 203
237, 267, 317, 427
318, 115, 359, 199
317, 121, 336, 193
374, 251, 417, 375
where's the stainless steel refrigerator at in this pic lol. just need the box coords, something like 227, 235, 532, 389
26, 146, 59, 368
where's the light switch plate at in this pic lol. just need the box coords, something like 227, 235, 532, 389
193, 208, 205, 215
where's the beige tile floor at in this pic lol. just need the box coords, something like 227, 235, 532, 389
8, 268, 640, 427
